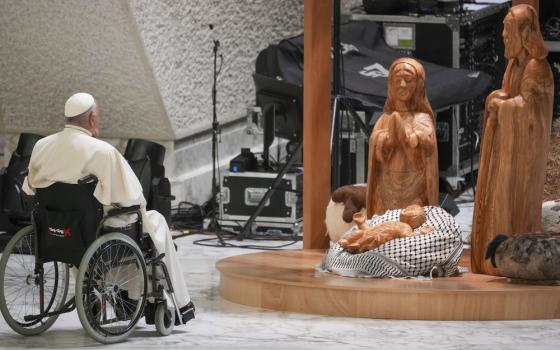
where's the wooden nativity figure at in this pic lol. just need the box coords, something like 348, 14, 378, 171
471, 4, 554, 275
366, 57, 439, 218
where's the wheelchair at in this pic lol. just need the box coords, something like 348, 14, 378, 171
0, 175, 184, 343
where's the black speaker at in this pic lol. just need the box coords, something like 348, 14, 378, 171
0, 133, 44, 233
2, 133, 43, 216
363, 0, 408, 15
407, 0, 437, 13
150, 177, 174, 224
124, 139, 166, 176
124, 139, 174, 224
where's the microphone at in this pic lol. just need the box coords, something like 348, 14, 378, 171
209, 24, 220, 49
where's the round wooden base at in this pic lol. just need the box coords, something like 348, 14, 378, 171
217, 249, 560, 320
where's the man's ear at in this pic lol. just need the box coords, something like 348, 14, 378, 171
88, 113, 94, 128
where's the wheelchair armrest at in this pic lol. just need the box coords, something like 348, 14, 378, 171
107, 205, 141, 217
78, 174, 98, 185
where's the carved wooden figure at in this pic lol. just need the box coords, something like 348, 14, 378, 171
366, 58, 439, 218
400, 204, 427, 228
339, 205, 433, 254
485, 233, 560, 281
325, 184, 367, 242
471, 4, 554, 275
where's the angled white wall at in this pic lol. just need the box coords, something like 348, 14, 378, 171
0, 0, 173, 140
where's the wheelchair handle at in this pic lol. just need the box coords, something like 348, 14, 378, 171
78, 174, 98, 185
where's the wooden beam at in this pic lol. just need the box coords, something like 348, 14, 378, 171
303, 0, 331, 249
512, 0, 539, 13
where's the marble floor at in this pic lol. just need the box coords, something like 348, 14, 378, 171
0, 191, 559, 349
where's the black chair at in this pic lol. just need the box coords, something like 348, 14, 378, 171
124, 139, 166, 172
124, 139, 175, 224
0, 133, 43, 232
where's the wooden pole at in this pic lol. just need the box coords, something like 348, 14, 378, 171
303, 0, 331, 249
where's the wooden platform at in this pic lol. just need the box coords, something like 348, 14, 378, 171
217, 249, 560, 320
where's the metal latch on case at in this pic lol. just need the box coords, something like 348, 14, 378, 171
245, 188, 271, 207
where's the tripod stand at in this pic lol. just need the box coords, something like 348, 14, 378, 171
205, 27, 226, 246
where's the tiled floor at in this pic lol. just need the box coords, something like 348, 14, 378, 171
0, 191, 559, 349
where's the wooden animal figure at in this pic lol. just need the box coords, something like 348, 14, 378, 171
485, 233, 560, 281
472, 4, 554, 275
325, 184, 367, 242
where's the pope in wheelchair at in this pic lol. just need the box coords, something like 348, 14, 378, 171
0, 93, 195, 343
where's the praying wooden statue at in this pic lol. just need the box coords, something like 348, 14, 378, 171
471, 4, 554, 275
366, 57, 439, 218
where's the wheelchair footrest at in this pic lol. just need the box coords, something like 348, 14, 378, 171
176, 301, 196, 325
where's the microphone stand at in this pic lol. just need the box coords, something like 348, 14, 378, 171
207, 27, 226, 246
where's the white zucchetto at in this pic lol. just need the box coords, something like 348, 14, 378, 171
64, 92, 95, 118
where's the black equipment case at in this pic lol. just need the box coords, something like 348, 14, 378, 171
218, 170, 302, 236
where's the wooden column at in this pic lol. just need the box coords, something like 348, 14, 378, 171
303, 0, 331, 249
512, 0, 539, 13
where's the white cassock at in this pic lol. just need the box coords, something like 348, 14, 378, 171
23, 124, 191, 308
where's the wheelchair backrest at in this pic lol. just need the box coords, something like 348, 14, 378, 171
36, 181, 104, 266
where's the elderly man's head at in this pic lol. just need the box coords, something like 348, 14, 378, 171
64, 92, 100, 137
503, 4, 547, 60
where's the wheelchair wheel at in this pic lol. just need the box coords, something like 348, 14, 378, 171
76, 233, 147, 344
155, 302, 175, 336
0, 226, 70, 336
